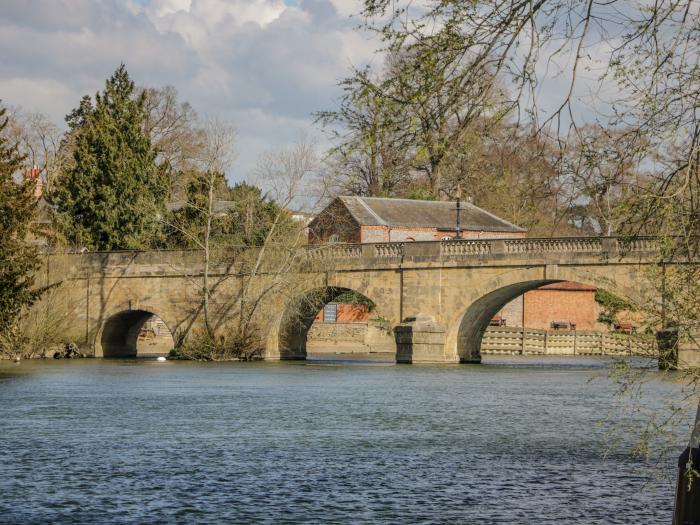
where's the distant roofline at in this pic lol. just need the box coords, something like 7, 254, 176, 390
336, 195, 527, 233
347, 196, 387, 226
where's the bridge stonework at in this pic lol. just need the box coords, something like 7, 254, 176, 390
40, 237, 700, 368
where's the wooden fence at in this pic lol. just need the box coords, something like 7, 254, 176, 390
481, 326, 656, 356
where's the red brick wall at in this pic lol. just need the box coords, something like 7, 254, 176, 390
360, 226, 527, 243
436, 230, 527, 239
523, 289, 597, 330
315, 304, 370, 323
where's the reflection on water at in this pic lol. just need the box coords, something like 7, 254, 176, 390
0, 355, 690, 524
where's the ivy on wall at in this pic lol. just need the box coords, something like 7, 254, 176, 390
331, 290, 377, 311
595, 289, 630, 326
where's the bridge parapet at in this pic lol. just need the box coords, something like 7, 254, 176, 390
504, 237, 603, 254
305, 244, 362, 260
51, 236, 662, 280
374, 243, 404, 258
302, 236, 659, 263
441, 240, 492, 256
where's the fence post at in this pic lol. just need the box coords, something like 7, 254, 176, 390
544, 330, 548, 355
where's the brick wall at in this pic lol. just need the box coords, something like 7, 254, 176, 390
497, 295, 524, 327
315, 303, 370, 323
436, 230, 527, 240
360, 226, 527, 243
495, 283, 598, 330
523, 288, 597, 330
360, 226, 389, 243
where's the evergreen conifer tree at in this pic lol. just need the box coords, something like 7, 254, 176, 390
51, 64, 167, 250
0, 102, 43, 333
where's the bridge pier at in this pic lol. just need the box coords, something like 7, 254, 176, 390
395, 314, 459, 364
658, 328, 700, 370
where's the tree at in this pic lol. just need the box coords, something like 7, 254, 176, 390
561, 126, 643, 236
316, 68, 411, 197
5, 108, 67, 195
167, 136, 312, 361
50, 64, 167, 251
319, 42, 507, 200
140, 85, 206, 200
355, 0, 700, 492
0, 102, 43, 336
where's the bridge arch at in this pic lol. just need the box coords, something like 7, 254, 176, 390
96, 309, 176, 358
447, 267, 649, 363
272, 286, 390, 360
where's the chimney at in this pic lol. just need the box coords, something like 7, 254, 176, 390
23, 166, 43, 198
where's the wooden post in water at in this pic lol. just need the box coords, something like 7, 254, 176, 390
673, 400, 700, 524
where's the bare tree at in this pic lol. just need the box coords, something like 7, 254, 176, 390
170, 137, 318, 360
140, 85, 207, 199
255, 134, 321, 210
4, 108, 66, 192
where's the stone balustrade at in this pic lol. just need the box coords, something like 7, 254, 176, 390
300, 236, 659, 261
56, 236, 662, 280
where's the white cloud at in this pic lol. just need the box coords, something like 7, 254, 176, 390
0, 0, 376, 180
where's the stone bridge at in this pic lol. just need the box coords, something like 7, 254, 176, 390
41, 236, 697, 367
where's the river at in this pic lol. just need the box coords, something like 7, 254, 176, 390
0, 355, 691, 524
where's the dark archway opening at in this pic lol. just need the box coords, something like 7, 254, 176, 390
458, 280, 560, 362
278, 287, 386, 359
459, 280, 643, 363
100, 310, 174, 358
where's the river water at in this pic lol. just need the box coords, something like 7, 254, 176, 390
0, 355, 691, 524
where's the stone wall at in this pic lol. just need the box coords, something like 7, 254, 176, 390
307, 321, 395, 354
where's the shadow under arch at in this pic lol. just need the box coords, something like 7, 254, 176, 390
457, 279, 563, 363
99, 309, 175, 358
277, 287, 380, 360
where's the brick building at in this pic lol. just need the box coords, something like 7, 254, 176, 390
496, 282, 599, 331
308, 196, 526, 244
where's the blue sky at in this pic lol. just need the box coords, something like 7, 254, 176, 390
0, 0, 373, 181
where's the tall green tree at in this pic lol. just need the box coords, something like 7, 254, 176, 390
0, 102, 43, 333
51, 64, 167, 250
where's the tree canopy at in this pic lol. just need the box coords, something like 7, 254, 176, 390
0, 102, 43, 333
50, 64, 167, 251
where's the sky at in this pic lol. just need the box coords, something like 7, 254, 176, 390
1, 0, 617, 189
0, 0, 377, 182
